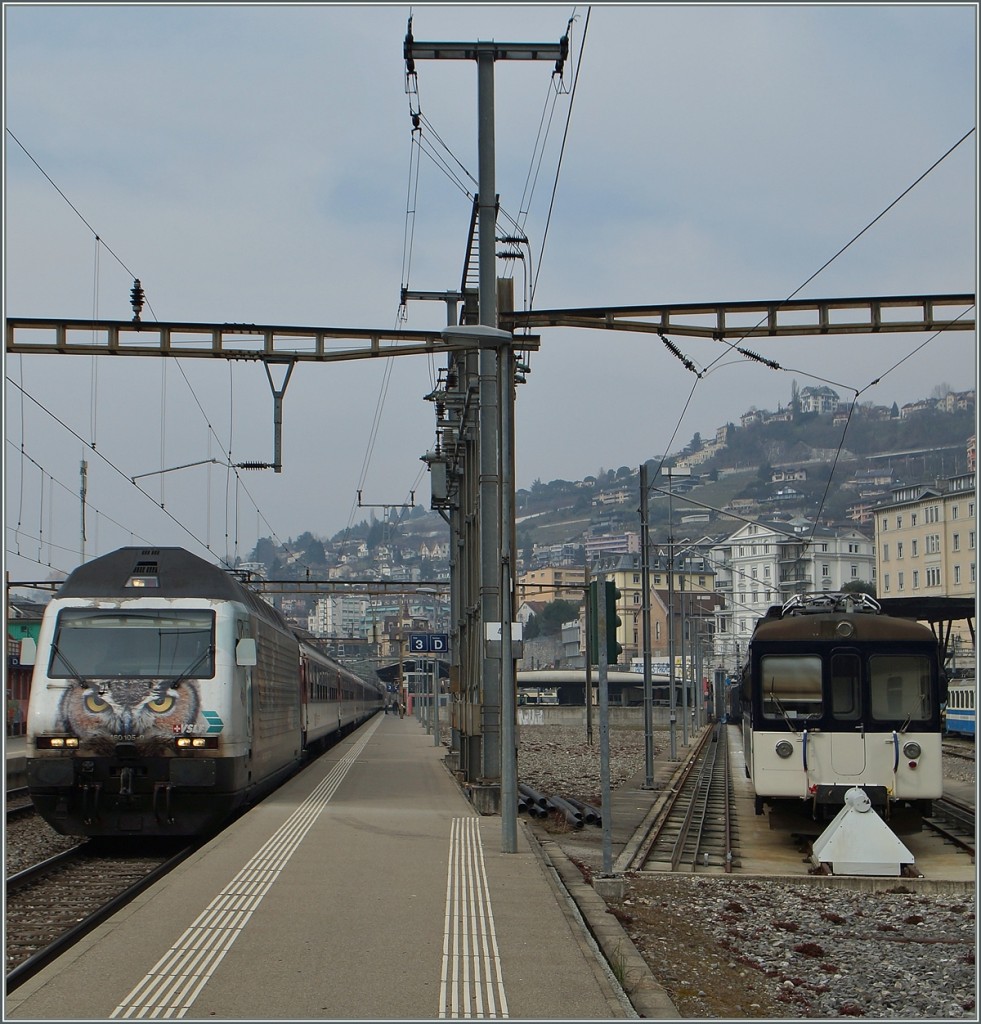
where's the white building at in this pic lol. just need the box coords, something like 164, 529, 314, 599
799, 386, 840, 414
709, 517, 875, 672
308, 593, 370, 638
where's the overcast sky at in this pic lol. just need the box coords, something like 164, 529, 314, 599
3, 2, 977, 582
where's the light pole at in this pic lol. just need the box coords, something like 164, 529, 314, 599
639, 464, 654, 788
661, 466, 690, 759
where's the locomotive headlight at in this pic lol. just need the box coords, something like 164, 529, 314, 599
775, 739, 794, 759
175, 736, 218, 749
902, 741, 922, 760
38, 736, 79, 749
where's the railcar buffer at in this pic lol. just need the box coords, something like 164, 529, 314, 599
810, 787, 916, 877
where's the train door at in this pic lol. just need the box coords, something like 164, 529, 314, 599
236, 621, 256, 769
829, 651, 865, 775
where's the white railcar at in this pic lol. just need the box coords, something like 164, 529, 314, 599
740, 593, 944, 829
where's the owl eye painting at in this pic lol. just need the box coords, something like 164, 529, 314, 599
58, 678, 201, 754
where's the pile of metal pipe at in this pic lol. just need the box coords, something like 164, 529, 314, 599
547, 795, 584, 828
517, 783, 602, 828
518, 782, 549, 818
563, 795, 602, 826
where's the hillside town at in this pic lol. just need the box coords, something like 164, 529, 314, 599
6, 385, 976, 731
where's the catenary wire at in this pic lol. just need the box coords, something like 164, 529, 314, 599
5, 130, 324, 576
644, 124, 977, 572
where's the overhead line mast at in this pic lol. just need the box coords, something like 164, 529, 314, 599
404, 18, 567, 854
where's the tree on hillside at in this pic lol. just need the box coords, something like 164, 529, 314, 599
298, 533, 327, 564
251, 537, 279, 566
365, 519, 385, 550
523, 599, 580, 640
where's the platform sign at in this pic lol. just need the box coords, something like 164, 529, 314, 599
409, 633, 449, 653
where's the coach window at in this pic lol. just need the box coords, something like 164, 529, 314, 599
759, 655, 823, 721
869, 655, 933, 722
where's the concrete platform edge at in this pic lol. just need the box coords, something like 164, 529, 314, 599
532, 835, 682, 1020
437, 749, 680, 1019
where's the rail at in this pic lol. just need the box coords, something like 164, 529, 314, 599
924, 796, 976, 860
5, 842, 198, 993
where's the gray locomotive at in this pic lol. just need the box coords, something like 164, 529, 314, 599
25, 546, 385, 837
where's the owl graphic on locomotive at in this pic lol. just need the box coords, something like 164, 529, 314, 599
24, 547, 384, 838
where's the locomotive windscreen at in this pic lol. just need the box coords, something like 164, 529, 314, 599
49, 609, 216, 680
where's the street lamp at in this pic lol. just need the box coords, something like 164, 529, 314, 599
660, 465, 690, 759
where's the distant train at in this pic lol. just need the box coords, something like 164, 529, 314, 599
944, 677, 976, 738
739, 592, 945, 827
24, 546, 385, 838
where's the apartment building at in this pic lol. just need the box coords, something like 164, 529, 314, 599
591, 551, 719, 666
874, 473, 976, 602
517, 565, 586, 605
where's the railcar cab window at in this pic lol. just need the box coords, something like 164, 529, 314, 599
869, 655, 933, 722
830, 652, 861, 720
760, 655, 822, 720
49, 610, 216, 679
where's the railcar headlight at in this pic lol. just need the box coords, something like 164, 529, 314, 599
775, 739, 794, 759
902, 741, 922, 760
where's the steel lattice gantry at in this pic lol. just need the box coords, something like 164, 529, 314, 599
7, 294, 973, 360
4, 317, 543, 361
500, 293, 975, 339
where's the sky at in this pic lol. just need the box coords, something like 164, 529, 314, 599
3, 2, 978, 584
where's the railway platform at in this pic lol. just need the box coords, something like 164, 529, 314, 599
5, 714, 679, 1021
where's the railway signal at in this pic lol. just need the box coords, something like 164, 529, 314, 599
588, 580, 623, 666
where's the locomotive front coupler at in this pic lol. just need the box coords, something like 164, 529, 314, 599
81, 780, 102, 824
152, 781, 175, 823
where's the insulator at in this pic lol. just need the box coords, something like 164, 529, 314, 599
130, 278, 145, 321
236, 461, 272, 471
739, 347, 781, 370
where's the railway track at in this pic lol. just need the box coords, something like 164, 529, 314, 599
624, 723, 737, 873
941, 739, 976, 762
5, 786, 35, 821
5, 839, 198, 993
924, 795, 976, 859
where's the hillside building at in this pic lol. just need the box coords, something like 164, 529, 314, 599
708, 518, 875, 674
799, 386, 840, 414
517, 566, 585, 605
587, 551, 720, 667
308, 594, 370, 638
584, 531, 640, 561
874, 472, 976, 605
